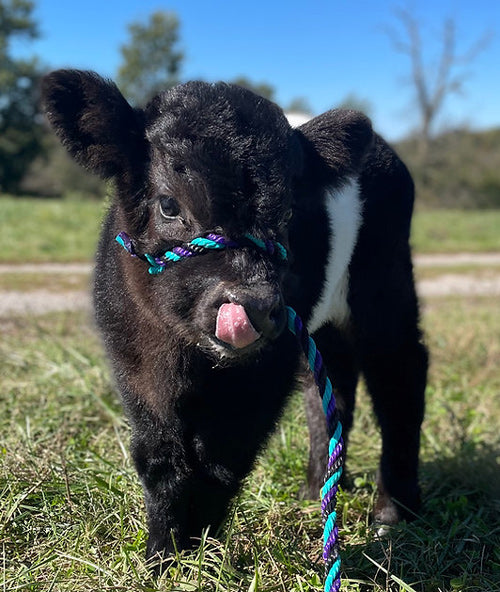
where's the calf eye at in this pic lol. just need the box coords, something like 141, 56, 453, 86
158, 195, 181, 219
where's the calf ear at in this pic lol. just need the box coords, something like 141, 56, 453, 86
41, 70, 145, 179
295, 109, 373, 185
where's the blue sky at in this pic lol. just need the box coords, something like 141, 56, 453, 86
13, 0, 500, 140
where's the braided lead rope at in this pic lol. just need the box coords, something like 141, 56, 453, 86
286, 307, 343, 591
115, 230, 343, 590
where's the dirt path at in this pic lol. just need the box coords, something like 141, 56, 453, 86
418, 274, 500, 297
414, 252, 500, 266
0, 263, 92, 274
0, 290, 90, 316
0, 253, 499, 317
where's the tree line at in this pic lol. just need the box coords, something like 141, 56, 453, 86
0, 2, 308, 198
1, 0, 497, 208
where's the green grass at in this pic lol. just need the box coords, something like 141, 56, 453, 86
414, 265, 500, 281
1, 295, 499, 591
411, 210, 500, 253
0, 196, 104, 263
0, 196, 499, 263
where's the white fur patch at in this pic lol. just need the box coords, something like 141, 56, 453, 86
307, 178, 363, 333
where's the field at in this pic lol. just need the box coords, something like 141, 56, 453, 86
1, 197, 499, 591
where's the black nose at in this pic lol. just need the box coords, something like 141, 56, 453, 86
240, 293, 286, 341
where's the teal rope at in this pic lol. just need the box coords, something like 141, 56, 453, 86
191, 236, 226, 250
244, 233, 288, 260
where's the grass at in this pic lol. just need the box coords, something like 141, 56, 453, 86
1, 196, 500, 263
0, 196, 105, 263
411, 210, 500, 253
414, 265, 500, 282
1, 294, 499, 591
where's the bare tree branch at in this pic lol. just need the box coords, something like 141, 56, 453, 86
387, 7, 493, 155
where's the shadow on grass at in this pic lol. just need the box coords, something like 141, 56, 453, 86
343, 440, 500, 591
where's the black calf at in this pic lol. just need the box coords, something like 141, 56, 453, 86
42, 70, 427, 566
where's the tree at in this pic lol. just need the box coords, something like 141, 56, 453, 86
230, 76, 275, 101
117, 10, 183, 106
387, 8, 492, 155
286, 97, 313, 115
230, 79, 314, 116
337, 93, 372, 116
0, 0, 44, 193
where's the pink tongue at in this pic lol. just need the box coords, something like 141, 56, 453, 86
215, 303, 261, 349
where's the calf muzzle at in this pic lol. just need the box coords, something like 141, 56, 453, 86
214, 292, 286, 350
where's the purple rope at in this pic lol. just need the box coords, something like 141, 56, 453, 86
172, 246, 195, 258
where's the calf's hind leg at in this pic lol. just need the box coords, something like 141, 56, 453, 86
349, 252, 428, 525
360, 335, 427, 524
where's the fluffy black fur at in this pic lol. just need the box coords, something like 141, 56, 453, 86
42, 70, 427, 566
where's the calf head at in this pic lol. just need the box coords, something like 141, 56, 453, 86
42, 70, 373, 361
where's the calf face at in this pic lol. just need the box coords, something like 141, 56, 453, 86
42, 70, 427, 568
43, 71, 303, 359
